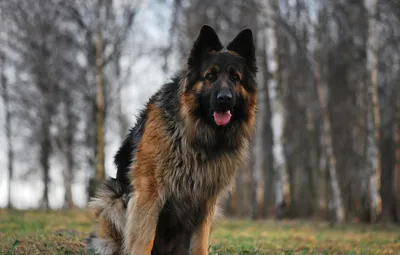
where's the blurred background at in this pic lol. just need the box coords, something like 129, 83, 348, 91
0, 0, 399, 225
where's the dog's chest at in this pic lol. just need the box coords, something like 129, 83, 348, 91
161, 150, 238, 202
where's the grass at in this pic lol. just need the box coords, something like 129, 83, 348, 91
0, 209, 400, 254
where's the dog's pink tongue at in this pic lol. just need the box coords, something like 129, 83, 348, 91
213, 111, 231, 126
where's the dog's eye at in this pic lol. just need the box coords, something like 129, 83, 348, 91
230, 73, 240, 81
205, 73, 217, 81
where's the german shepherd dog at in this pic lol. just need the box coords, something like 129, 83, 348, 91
86, 25, 258, 255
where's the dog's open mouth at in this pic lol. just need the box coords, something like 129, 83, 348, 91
213, 110, 232, 126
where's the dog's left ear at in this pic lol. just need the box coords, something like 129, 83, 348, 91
227, 28, 257, 73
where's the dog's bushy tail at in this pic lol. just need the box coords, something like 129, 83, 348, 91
85, 178, 131, 255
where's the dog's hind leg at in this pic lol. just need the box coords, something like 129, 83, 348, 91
86, 178, 131, 255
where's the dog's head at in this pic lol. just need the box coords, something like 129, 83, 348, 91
182, 25, 257, 128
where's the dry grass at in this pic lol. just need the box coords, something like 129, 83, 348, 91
0, 209, 399, 254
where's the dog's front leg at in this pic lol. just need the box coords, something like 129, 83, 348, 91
124, 189, 162, 255
190, 198, 217, 255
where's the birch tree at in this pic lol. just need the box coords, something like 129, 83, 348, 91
95, 0, 106, 188
59, 0, 139, 197
265, 0, 285, 219
252, 26, 275, 219
252, 5, 272, 220
314, 60, 345, 223
365, 0, 381, 223
252, 61, 266, 219
394, 90, 400, 221
0, 54, 14, 209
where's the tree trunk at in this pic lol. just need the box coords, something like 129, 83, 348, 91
355, 70, 369, 221
249, 150, 257, 219
379, 87, 396, 222
280, 42, 294, 218
314, 62, 345, 223
91, 0, 106, 198
40, 112, 51, 211
252, 20, 271, 220
366, 99, 380, 222
64, 149, 74, 209
115, 50, 129, 140
235, 147, 257, 218
1, 56, 14, 209
306, 107, 320, 217
252, 70, 266, 219
266, 0, 284, 219
285, 149, 295, 218
394, 92, 400, 222
276, 33, 291, 219
227, 178, 238, 216
95, 24, 105, 181
64, 93, 75, 209
261, 28, 275, 218
320, 139, 329, 219
365, 0, 381, 223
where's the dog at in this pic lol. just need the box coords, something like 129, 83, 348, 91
86, 24, 258, 255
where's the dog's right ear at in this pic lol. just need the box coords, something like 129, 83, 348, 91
183, 25, 223, 93
187, 25, 223, 68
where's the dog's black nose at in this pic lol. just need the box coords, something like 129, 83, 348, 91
217, 91, 232, 102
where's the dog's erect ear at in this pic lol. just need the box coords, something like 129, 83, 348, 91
187, 25, 223, 67
184, 25, 223, 93
227, 28, 257, 73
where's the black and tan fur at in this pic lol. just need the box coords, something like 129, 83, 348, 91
86, 25, 258, 255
